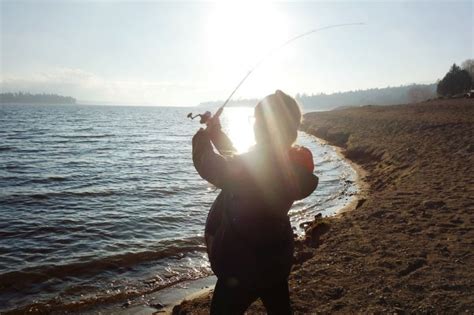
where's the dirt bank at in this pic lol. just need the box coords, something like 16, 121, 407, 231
174, 99, 474, 314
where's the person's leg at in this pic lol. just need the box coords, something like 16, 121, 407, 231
210, 277, 258, 315
259, 281, 292, 315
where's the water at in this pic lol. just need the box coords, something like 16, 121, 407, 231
0, 104, 357, 313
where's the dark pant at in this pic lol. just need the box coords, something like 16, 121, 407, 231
210, 277, 292, 315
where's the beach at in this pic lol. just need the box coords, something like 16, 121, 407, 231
173, 98, 474, 313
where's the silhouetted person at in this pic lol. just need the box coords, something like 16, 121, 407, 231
193, 90, 318, 314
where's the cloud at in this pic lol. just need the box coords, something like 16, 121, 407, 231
0, 68, 203, 106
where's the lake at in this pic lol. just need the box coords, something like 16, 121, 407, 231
0, 104, 357, 312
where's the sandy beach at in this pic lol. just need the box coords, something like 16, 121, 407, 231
173, 98, 474, 314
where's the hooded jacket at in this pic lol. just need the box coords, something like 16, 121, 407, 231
192, 128, 318, 287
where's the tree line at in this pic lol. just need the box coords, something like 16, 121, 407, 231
0, 92, 76, 104
295, 84, 436, 110
199, 83, 437, 111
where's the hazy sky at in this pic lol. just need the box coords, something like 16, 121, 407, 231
1, 0, 472, 106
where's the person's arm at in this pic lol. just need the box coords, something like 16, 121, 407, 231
288, 146, 318, 200
209, 128, 236, 157
291, 165, 319, 200
192, 128, 230, 189
206, 117, 236, 157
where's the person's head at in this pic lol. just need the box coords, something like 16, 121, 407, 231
254, 90, 302, 149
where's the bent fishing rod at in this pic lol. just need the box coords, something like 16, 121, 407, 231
187, 22, 365, 124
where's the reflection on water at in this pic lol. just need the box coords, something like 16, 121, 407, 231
220, 107, 256, 153
0, 104, 357, 313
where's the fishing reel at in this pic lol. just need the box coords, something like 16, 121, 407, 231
186, 111, 212, 124
187, 106, 224, 125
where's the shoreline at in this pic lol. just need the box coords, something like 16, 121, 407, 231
172, 98, 474, 313
311, 136, 369, 217
78, 131, 363, 315
168, 122, 370, 314
162, 134, 368, 313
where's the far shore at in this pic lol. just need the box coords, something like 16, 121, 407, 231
173, 98, 474, 313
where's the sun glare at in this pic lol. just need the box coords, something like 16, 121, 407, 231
220, 107, 256, 154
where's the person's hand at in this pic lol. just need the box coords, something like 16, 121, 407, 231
206, 115, 221, 134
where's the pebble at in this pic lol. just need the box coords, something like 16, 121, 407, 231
150, 303, 165, 309
422, 200, 446, 209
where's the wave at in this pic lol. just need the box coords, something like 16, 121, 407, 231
1, 190, 117, 202
27, 176, 68, 184
3, 268, 212, 315
0, 146, 15, 152
0, 223, 88, 238
3, 163, 24, 170
74, 127, 94, 132
54, 134, 115, 139
0, 236, 205, 292
1, 186, 183, 204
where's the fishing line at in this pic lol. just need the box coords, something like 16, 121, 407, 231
187, 22, 365, 123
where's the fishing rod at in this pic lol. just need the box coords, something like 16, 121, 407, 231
187, 22, 365, 124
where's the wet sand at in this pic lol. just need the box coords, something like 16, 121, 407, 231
173, 98, 474, 314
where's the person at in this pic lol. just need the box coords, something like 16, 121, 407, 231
192, 90, 319, 314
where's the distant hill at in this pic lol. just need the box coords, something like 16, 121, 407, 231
198, 83, 437, 110
296, 83, 436, 110
0, 92, 76, 104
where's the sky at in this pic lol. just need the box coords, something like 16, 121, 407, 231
0, 0, 472, 106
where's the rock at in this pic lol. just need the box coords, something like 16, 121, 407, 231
122, 300, 131, 308
422, 200, 446, 209
377, 295, 387, 305
382, 286, 392, 293
305, 221, 330, 248
299, 221, 312, 229
450, 217, 463, 224
398, 258, 427, 276
294, 250, 314, 265
407, 283, 424, 292
467, 143, 474, 153
326, 287, 344, 299
151, 302, 165, 309
356, 198, 367, 209
369, 210, 385, 218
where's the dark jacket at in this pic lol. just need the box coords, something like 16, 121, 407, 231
192, 128, 318, 287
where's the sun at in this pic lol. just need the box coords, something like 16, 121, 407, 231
204, 2, 289, 79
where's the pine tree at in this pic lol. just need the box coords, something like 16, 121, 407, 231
437, 63, 472, 96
